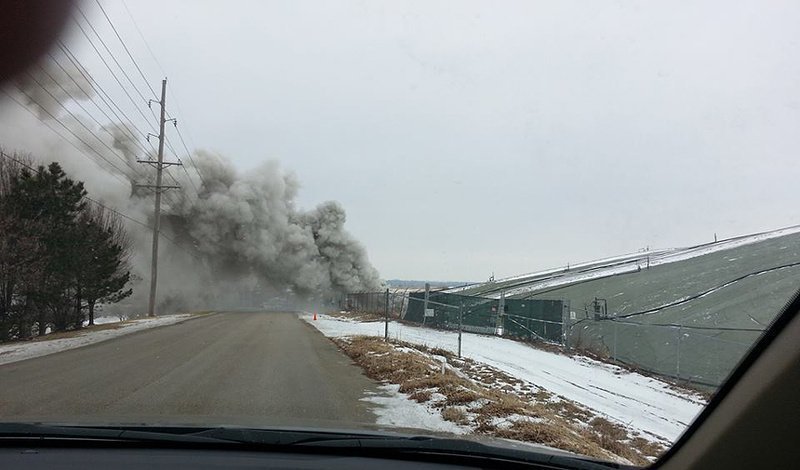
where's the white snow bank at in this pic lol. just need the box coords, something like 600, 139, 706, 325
0, 314, 196, 366
363, 384, 468, 435
82, 316, 125, 327
305, 314, 705, 443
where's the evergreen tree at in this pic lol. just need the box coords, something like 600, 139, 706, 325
76, 206, 132, 326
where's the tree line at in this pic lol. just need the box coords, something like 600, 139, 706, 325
0, 151, 133, 342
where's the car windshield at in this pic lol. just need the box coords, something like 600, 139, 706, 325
0, 0, 797, 467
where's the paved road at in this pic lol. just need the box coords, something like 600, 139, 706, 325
0, 312, 379, 428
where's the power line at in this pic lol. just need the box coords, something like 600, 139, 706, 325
160, 137, 199, 198
172, 122, 206, 188
118, 0, 206, 189
78, 2, 198, 200
167, 153, 200, 196
93, 0, 158, 99
2, 88, 130, 185
14, 80, 132, 179
57, 42, 153, 148
79, 3, 196, 199
46, 52, 150, 157
0, 150, 200, 261
75, 4, 155, 104
90, 0, 174, 156
70, 13, 156, 134
24, 67, 145, 178
120, 0, 166, 77
55, 43, 182, 207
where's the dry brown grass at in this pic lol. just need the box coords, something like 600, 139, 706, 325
398, 374, 462, 394
332, 335, 663, 466
495, 419, 609, 461
630, 436, 666, 457
429, 347, 454, 358
444, 389, 480, 406
589, 417, 628, 441
474, 393, 530, 418
578, 420, 653, 466
442, 407, 469, 425
554, 400, 594, 422
409, 390, 432, 403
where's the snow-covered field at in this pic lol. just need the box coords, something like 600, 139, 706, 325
455, 225, 800, 298
0, 314, 196, 366
304, 314, 706, 443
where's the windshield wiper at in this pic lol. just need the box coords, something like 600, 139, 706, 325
0, 423, 630, 470
0, 423, 228, 445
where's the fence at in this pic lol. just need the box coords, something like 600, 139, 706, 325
342, 289, 760, 390
340, 290, 566, 344
403, 291, 566, 343
342, 290, 406, 319
568, 315, 762, 388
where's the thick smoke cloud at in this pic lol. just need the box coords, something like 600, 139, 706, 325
176, 152, 381, 296
1, 62, 381, 314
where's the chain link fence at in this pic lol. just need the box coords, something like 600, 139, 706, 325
343, 290, 566, 343
567, 315, 761, 388
342, 288, 762, 390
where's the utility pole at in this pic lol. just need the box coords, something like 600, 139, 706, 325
138, 78, 180, 317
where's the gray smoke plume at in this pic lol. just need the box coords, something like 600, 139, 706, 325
171, 152, 381, 296
0, 61, 382, 314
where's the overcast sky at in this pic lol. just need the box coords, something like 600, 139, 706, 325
57, 0, 800, 281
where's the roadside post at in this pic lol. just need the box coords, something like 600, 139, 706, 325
422, 283, 430, 326
457, 302, 463, 358
676, 324, 682, 380
384, 288, 389, 341
612, 313, 618, 363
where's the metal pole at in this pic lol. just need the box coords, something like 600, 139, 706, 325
497, 290, 505, 335
676, 324, 682, 380
422, 282, 430, 325
147, 79, 168, 318
613, 316, 618, 363
384, 288, 389, 341
457, 304, 463, 358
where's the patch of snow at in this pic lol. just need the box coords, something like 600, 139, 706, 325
304, 314, 705, 443
82, 316, 123, 327
362, 384, 468, 435
0, 314, 196, 366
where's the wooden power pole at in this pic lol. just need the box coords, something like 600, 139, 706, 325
138, 78, 180, 317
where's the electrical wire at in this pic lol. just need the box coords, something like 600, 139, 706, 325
118, 0, 207, 188
46, 52, 151, 157
70, 14, 155, 134
58, 42, 153, 147
23, 68, 145, 178
0, 150, 200, 261
93, 0, 158, 99
3, 88, 130, 184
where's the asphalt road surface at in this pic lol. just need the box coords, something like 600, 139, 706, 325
0, 312, 380, 428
